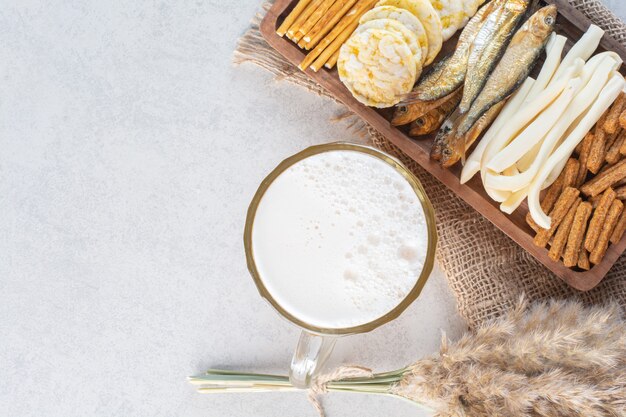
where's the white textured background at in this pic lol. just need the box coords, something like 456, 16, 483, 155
1, 2, 624, 416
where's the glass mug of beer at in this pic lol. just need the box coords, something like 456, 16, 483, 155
244, 142, 436, 388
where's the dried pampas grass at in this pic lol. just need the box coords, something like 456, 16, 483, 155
191, 298, 625, 417
393, 297, 626, 417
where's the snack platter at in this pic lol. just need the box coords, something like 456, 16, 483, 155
260, 0, 626, 291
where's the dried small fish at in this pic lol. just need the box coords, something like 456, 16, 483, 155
462, 100, 506, 152
438, 5, 556, 167
409, 89, 462, 136
403, 0, 499, 103
391, 88, 460, 126
460, 0, 530, 113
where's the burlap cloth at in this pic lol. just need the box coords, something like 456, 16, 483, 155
235, 0, 626, 329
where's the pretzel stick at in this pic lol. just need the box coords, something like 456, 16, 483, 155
299, 0, 375, 71
584, 187, 617, 251
575, 132, 594, 186
604, 92, 625, 134
304, 0, 357, 49
590, 199, 623, 264
277, 0, 314, 37
563, 201, 593, 267
616, 184, 626, 200
581, 158, 626, 197
287, 0, 324, 40
324, 49, 340, 69
534, 187, 580, 247
549, 197, 581, 261
606, 130, 626, 165
296, 0, 337, 44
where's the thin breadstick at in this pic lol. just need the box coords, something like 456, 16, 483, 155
549, 197, 581, 261
584, 187, 617, 251
578, 248, 591, 270
563, 201, 593, 267
575, 132, 594, 186
324, 49, 340, 69
277, 0, 314, 37
534, 187, 580, 247
287, 0, 324, 40
606, 130, 626, 165
604, 91, 625, 134
296, 0, 336, 43
590, 199, 623, 264
304, 0, 357, 49
610, 208, 626, 244
616, 184, 626, 200
587, 111, 610, 174
299, 0, 375, 71
581, 158, 626, 197
310, 18, 359, 71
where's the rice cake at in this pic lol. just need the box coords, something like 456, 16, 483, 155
338, 28, 417, 107
430, 0, 465, 41
360, 5, 429, 64
356, 18, 423, 74
376, 0, 443, 65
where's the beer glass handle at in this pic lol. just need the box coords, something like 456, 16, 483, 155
289, 331, 337, 388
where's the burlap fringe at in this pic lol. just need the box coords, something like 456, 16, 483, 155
235, 1, 626, 329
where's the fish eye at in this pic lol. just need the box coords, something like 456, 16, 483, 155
398, 106, 407, 113
544, 15, 555, 25
416, 119, 425, 126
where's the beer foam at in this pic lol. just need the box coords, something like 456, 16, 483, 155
252, 150, 428, 329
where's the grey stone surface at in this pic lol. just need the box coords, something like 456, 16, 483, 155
1, 1, 624, 417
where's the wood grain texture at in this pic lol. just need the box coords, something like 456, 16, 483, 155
260, 0, 626, 291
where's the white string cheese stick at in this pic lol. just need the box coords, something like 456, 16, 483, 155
487, 55, 616, 193
479, 62, 581, 181
460, 78, 535, 185
500, 186, 528, 214
543, 153, 570, 189
478, 63, 582, 203
484, 78, 582, 192
525, 34, 566, 100
516, 141, 541, 171
487, 76, 582, 173
514, 53, 619, 172
551, 24, 604, 81
528, 73, 625, 229
541, 54, 621, 189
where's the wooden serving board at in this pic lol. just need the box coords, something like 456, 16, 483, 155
260, 0, 626, 291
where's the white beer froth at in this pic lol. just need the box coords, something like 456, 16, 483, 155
252, 150, 428, 329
